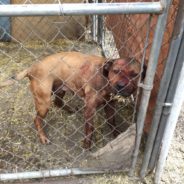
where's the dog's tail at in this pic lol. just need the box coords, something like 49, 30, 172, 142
0, 69, 29, 89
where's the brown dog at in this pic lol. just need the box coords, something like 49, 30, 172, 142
0, 51, 146, 149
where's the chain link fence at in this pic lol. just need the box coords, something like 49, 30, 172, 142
0, 0, 180, 182
0, 0, 138, 175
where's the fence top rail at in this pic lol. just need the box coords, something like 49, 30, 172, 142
0, 2, 163, 16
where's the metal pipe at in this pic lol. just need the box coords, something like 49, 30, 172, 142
97, 0, 104, 46
0, 2, 163, 16
90, 0, 98, 42
140, 0, 184, 177
128, 0, 172, 177
97, 15, 103, 46
154, 42, 184, 184
0, 168, 110, 181
149, 31, 184, 171
92, 15, 98, 41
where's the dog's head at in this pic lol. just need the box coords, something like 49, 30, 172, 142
103, 58, 147, 97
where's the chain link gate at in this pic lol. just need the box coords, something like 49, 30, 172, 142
0, 0, 180, 183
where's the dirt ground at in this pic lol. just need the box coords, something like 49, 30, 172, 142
5, 105, 182, 184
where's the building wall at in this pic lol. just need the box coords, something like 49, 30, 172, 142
11, 0, 86, 42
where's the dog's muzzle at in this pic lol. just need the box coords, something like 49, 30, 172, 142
114, 81, 134, 97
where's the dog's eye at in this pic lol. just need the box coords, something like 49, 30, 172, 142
130, 72, 138, 78
113, 69, 120, 74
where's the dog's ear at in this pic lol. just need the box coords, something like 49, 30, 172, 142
103, 59, 114, 77
141, 64, 147, 80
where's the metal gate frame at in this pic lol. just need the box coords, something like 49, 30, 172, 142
140, 1, 184, 183
0, 1, 179, 183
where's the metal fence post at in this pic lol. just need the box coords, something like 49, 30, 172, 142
149, 31, 184, 171
154, 33, 184, 183
97, 0, 103, 47
140, 0, 184, 177
128, 0, 172, 177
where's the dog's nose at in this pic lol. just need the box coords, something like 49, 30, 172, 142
116, 82, 126, 92
117, 81, 126, 88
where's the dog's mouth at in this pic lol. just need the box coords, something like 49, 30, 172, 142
113, 84, 135, 97
116, 89, 132, 97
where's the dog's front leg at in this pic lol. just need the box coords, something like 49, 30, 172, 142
34, 114, 50, 144
104, 100, 119, 137
83, 94, 97, 149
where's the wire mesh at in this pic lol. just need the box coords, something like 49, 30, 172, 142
0, 0, 140, 174
0, 0, 180, 181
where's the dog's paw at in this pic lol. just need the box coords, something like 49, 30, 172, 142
39, 135, 51, 144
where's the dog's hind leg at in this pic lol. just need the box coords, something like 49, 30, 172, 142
53, 90, 66, 108
54, 90, 75, 114
30, 80, 52, 144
